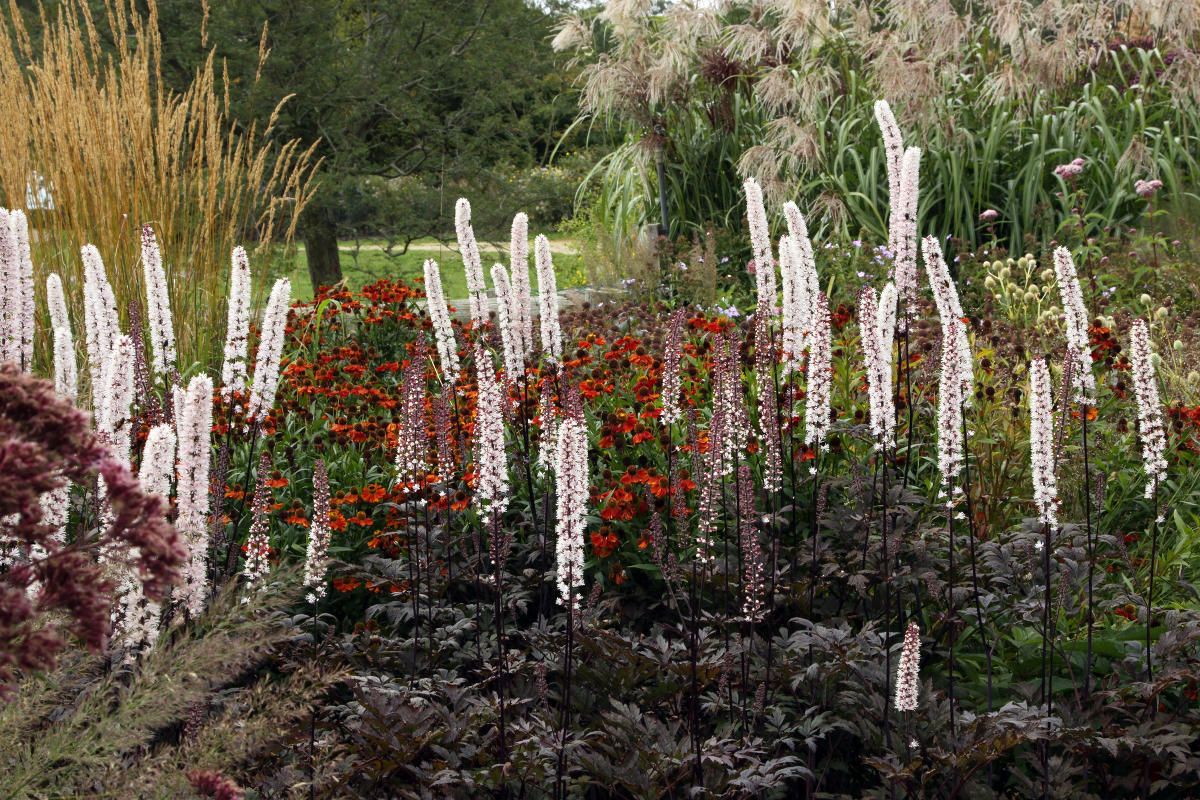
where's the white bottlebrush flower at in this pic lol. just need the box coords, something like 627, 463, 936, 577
47, 273, 70, 333
473, 343, 509, 517
744, 178, 777, 307
781, 202, 819, 376
81, 244, 120, 413
138, 423, 177, 500
860, 285, 897, 448
554, 403, 589, 608
805, 292, 833, 452
536, 377, 559, 475
304, 459, 333, 603
535, 234, 563, 364
936, 318, 969, 487
175, 374, 213, 616
140, 224, 176, 378
921, 236, 972, 393
53, 326, 78, 402
509, 212, 534, 359
490, 263, 523, 385
1052, 247, 1095, 400
423, 259, 460, 385
455, 198, 489, 330
660, 308, 686, 426
892, 147, 921, 318
874, 99, 904, 217
0, 209, 35, 371
1029, 358, 1058, 532
98, 335, 135, 465
221, 246, 253, 399
894, 621, 921, 712
246, 278, 291, 425
1129, 319, 1168, 499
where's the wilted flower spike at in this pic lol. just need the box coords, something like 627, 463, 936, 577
1129, 319, 1168, 498
894, 621, 921, 712
221, 246, 252, 399
1052, 247, 1095, 400
140, 225, 176, 378
535, 234, 562, 363
1029, 358, 1058, 532
304, 459, 332, 603
423, 259, 460, 385
246, 278, 291, 425
455, 198, 489, 330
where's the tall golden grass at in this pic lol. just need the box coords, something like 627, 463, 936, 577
0, 0, 318, 375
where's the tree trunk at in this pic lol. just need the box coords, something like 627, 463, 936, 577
304, 210, 342, 296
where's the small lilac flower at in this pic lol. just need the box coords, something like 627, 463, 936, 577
852, 239, 863, 247
1135, 178, 1164, 198
1054, 159, 1085, 180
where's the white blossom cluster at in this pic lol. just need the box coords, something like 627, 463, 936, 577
221, 246, 253, 399
894, 621, 922, 712
0, 208, 35, 371
660, 308, 685, 426
535, 234, 563, 363
98, 335, 135, 464
753, 297, 782, 494
394, 355, 428, 487
874, 100, 904, 217
491, 263, 523, 385
509, 212, 534, 359
304, 459, 333, 603
937, 318, 970, 489
554, 406, 589, 608
922, 236, 972, 394
780, 202, 820, 377
82, 245, 120, 414
1028, 358, 1058, 532
536, 378, 559, 475
241, 454, 273, 593
455, 198, 489, 329
892, 147, 922, 318
805, 292, 833, 455
473, 343, 509, 517
1052, 247, 1095, 400
744, 177, 777, 307
175, 374, 214, 616
140, 225, 176, 378
1129, 319, 1168, 501
423, 259, 460, 384
246, 278, 291, 425
860, 284, 897, 448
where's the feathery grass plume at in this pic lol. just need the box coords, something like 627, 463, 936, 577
139, 225, 176, 379
241, 451, 272, 593
491, 263, 523, 385
754, 297, 782, 493
860, 284, 897, 448
875, 100, 904, 218
805, 291, 833, 455
1052, 247, 1095, 401
220, 247, 252, 400
246, 278, 290, 425
781, 201, 819, 376
1129, 319, 1168, 502
304, 459, 332, 603
554, 385, 588, 608
894, 621, 921, 711
892, 147, 922, 316
455, 198, 489, 330
660, 307, 686, 426
394, 346, 428, 488
116, 422, 176, 656
81, 245, 120, 412
744, 177, 778, 306
176, 374, 214, 616
423, 259, 460, 385
473, 342, 509, 517
1029, 357, 1058, 532
510, 212, 534, 359
535, 234, 563, 364
52, 326, 77, 402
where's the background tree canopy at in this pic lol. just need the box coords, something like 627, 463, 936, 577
151, 0, 586, 291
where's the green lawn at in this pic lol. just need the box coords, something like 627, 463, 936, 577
285, 236, 587, 300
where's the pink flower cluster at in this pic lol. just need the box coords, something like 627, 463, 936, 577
473, 343, 509, 517
894, 621, 921, 711
305, 459, 333, 603
554, 389, 589, 608
1054, 157, 1085, 180
1134, 178, 1163, 199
